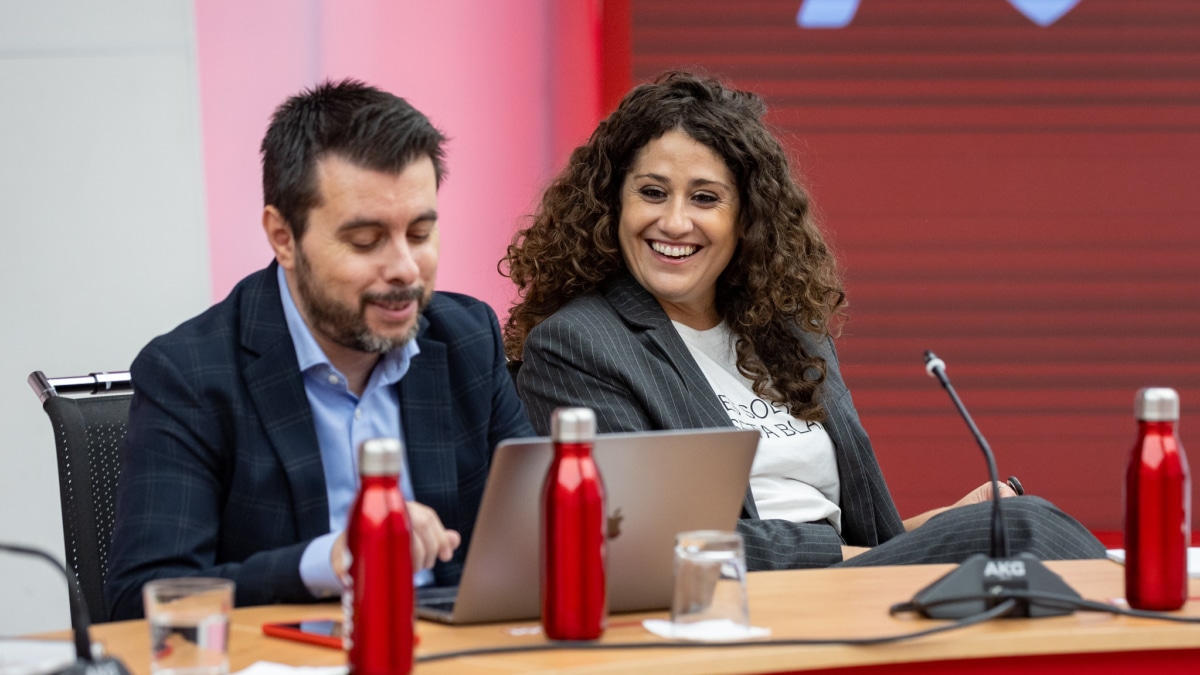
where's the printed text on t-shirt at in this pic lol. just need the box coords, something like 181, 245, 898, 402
717, 394, 823, 438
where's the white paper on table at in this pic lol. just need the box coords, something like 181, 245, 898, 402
642, 619, 771, 642
234, 662, 347, 675
0, 639, 75, 675
1106, 547, 1200, 578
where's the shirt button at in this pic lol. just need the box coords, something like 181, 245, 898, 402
327, 374, 339, 386
354, 408, 362, 420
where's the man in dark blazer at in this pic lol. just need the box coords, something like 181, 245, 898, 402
106, 80, 534, 620
517, 273, 1106, 571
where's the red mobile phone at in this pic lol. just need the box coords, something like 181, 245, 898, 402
262, 619, 344, 649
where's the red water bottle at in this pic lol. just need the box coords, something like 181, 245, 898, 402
345, 438, 414, 673
1125, 387, 1190, 610
541, 407, 607, 640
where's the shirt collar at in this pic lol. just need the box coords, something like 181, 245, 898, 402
277, 265, 419, 386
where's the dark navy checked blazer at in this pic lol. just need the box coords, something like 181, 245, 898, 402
516, 273, 908, 571
105, 262, 534, 620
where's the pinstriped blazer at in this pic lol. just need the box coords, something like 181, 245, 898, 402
105, 262, 534, 620
516, 273, 906, 570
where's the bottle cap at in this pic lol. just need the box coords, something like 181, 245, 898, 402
1135, 387, 1180, 422
358, 438, 403, 476
551, 407, 596, 443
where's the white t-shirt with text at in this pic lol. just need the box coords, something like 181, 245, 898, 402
673, 321, 842, 532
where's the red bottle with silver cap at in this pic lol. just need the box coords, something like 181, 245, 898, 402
1124, 387, 1190, 610
345, 438, 414, 673
541, 407, 607, 640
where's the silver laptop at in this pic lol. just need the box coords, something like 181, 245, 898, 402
417, 427, 758, 624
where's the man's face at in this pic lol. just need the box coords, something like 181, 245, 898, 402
276, 154, 440, 358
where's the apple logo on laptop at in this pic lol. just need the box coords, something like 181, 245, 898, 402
606, 508, 624, 540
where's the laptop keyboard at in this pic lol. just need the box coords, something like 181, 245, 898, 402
416, 585, 459, 614
419, 598, 457, 613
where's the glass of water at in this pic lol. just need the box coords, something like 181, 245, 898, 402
143, 577, 234, 675
670, 531, 749, 635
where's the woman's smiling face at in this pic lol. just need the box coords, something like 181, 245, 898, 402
618, 129, 740, 330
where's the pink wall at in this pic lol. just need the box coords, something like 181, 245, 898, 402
195, 0, 602, 315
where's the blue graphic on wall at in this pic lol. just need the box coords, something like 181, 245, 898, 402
796, 0, 860, 29
796, 0, 1082, 29
1007, 0, 1082, 26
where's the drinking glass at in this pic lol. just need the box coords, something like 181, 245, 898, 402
670, 531, 749, 634
143, 577, 234, 675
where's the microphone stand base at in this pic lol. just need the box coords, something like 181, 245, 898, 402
909, 552, 1081, 619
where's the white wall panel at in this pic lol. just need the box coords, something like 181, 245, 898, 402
0, 0, 209, 633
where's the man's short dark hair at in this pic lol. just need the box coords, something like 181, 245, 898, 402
261, 78, 447, 238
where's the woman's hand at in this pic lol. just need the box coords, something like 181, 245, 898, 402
903, 480, 1021, 531
953, 480, 1019, 508
841, 545, 870, 561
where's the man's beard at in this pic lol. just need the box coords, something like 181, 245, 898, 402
294, 247, 427, 354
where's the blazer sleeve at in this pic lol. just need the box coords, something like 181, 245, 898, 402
736, 519, 845, 570
740, 334, 903, 568
105, 342, 314, 620
517, 312, 658, 435
518, 309, 851, 570
481, 302, 538, 445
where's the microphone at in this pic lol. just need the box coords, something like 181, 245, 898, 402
0, 542, 131, 675
903, 351, 1080, 619
923, 352, 1008, 560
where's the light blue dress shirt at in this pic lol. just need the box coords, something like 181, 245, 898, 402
279, 267, 433, 596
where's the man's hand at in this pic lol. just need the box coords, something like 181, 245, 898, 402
406, 501, 461, 570
332, 531, 350, 583
330, 501, 462, 579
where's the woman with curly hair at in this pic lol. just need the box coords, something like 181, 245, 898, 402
503, 71, 1103, 570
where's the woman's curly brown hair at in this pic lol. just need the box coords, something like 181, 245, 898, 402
502, 71, 846, 421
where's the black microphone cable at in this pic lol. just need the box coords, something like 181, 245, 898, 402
415, 599, 1022, 662
0, 542, 131, 675
415, 586, 1200, 664
0, 543, 92, 660
894, 587, 1200, 624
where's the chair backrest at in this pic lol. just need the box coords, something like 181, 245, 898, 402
29, 370, 132, 625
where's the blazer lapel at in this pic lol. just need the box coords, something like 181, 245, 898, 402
603, 274, 731, 429
603, 274, 761, 518
240, 263, 329, 541
802, 331, 896, 544
399, 321, 458, 529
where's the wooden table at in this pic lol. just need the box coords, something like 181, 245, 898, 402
58, 560, 1200, 674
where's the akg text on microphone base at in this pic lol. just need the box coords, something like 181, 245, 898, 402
905, 552, 1082, 619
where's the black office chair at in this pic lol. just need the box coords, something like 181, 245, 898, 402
29, 370, 133, 625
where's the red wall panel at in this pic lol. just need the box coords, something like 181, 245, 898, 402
632, 0, 1200, 531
